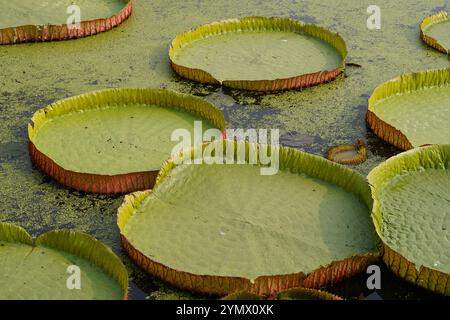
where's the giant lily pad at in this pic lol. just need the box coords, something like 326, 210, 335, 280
28, 88, 225, 194
118, 140, 376, 296
0, 222, 128, 299
367, 68, 450, 150
420, 11, 450, 54
368, 145, 450, 296
169, 16, 347, 91
0, 0, 132, 45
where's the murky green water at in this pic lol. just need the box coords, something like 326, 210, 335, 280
0, 0, 449, 300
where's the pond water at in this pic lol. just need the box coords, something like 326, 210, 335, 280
0, 0, 449, 300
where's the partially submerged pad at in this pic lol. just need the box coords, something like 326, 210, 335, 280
0, 222, 128, 299
28, 88, 225, 194
221, 291, 264, 300
118, 140, 376, 296
368, 145, 450, 296
277, 287, 343, 300
170, 16, 347, 91
0, 0, 132, 45
326, 140, 368, 165
420, 11, 450, 54
222, 287, 342, 300
367, 68, 450, 150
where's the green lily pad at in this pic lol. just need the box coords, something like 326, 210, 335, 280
0, 222, 128, 299
28, 88, 225, 194
367, 68, 450, 150
420, 11, 450, 54
0, 0, 132, 45
170, 16, 347, 91
368, 145, 450, 295
118, 140, 375, 296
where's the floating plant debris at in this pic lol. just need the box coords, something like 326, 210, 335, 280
0, 0, 132, 45
169, 16, 347, 91
420, 11, 450, 54
367, 68, 450, 150
326, 139, 368, 165
118, 140, 376, 296
0, 222, 128, 299
368, 145, 450, 296
28, 88, 225, 194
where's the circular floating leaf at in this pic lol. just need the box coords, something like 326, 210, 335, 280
420, 11, 450, 54
169, 16, 347, 91
0, 222, 128, 299
368, 145, 450, 296
28, 88, 225, 194
0, 0, 132, 45
118, 140, 376, 296
367, 68, 450, 150
326, 140, 368, 165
